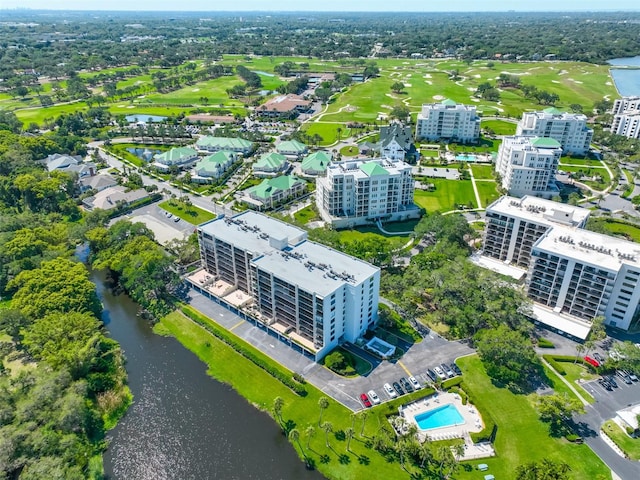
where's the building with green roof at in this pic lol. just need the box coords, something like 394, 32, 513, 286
516, 109, 592, 155
495, 136, 562, 199
193, 151, 237, 182
276, 140, 308, 157
153, 147, 199, 171
253, 152, 288, 177
415, 99, 480, 143
301, 151, 332, 176
196, 136, 254, 154
316, 158, 420, 228
243, 175, 306, 210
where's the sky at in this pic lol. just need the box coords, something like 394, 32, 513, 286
0, 0, 639, 12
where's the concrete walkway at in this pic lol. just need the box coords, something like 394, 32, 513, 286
468, 167, 483, 209
540, 358, 590, 406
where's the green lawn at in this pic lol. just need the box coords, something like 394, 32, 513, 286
159, 200, 216, 225
559, 158, 606, 167
301, 122, 353, 146
336, 228, 408, 249
293, 205, 319, 225
156, 309, 434, 480
560, 362, 597, 403
414, 178, 477, 212
481, 119, 517, 136
603, 420, 640, 461
456, 356, 610, 480
470, 164, 495, 180
592, 219, 640, 242
475, 181, 501, 209
339, 145, 360, 157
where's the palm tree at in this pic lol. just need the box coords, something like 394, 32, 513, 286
288, 428, 302, 452
321, 421, 333, 448
273, 396, 284, 427
574, 343, 586, 363
345, 427, 355, 452
318, 396, 329, 426
305, 425, 316, 449
453, 443, 465, 462
350, 412, 357, 430
358, 410, 369, 436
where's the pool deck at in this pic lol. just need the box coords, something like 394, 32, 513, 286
400, 391, 495, 460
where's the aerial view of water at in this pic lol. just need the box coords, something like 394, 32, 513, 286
125, 114, 167, 123
92, 269, 323, 480
609, 56, 640, 96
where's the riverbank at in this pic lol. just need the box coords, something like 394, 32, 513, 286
155, 309, 429, 479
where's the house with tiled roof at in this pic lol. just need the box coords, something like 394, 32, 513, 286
153, 147, 198, 171
256, 94, 312, 119
276, 140, 308, 158
243, 175, 306, 210
193, 151, 237, 183
379, 123, 418, 163
301, 151, 332, 176
41, 153, 97, 178
82, 185, 149, 211
79, 173, 118, 193
253, 152, 289, 177
195, 136, 254, 155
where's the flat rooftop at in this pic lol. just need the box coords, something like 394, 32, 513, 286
470, 253, 527, 281
486, 195, 590, 228
198, 211, 307, 256
253, 239, 379, 296
535, 226, 640, 272
531, 304, 592, 340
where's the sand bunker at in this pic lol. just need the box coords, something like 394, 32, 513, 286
432, 95, 445, 100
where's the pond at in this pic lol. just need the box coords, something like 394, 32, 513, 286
125, 114, 167, 123
608, 56, 640, 96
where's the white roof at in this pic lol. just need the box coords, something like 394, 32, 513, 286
535, 226, 640, 272
470, 254, 527, 281
531, 304, 592, 340
486, 195, 590, 228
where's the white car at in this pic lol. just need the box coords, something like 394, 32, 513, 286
367, 389, 381, 405
409, 376, 421, 390
434, 366, 447, 380
383, 383, 397, 399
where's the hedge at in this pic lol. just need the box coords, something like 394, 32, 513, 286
441, 376, 464, 389
537, 338, 555, 348
180, 305, 307, 396
543, 354, 597, 375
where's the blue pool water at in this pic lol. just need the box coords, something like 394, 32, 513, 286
455, 154, 478, 162
414, 404, 464, 430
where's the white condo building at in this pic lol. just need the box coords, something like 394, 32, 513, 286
196, 211, 380, 360
482, 196, 640, 336
315, 158, 420, 228
516, 108, 593, 155
415, 99, 480, 143
611, 96, 640, 139
494, 136, 562, 198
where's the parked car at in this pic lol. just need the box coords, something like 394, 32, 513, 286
426, 369, 438, 382
434, 366, 447, 380
598, 378, 612, 391
360, 393, 372, 408
383, 383, 397, 399
166, 212, 173, 218
593, 352, 605, 364
368, 390, 381, 405
441, 363, 455, 378
409, 376, 421, 390
451, 363, 462, 376
624, 370, 638, 382
606, 375, 618, 388
174, 216, 180, 222
617, 370, 633, 384
400, 377, 414, 393
584, 356, 600, 368
392, 382, 405, 396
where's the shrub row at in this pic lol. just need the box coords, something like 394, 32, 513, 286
537, 337, 555, 348
441, 376, 464, 389
543, 354, 597, 375
181, 305, 307, 396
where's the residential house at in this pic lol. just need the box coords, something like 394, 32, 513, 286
256, 94, 312, 119
243, 175, 306, 210
379, 123, 418, 162
301, 151, 332, 177
79, 174, 118, 193
82, 185, 149, 211
276, 140, 308, 158
153, 147, 198, 172
42, 153, 96, 178
253, 152, 289, 177
196, 136, 254, 155
193, 151, 237, 183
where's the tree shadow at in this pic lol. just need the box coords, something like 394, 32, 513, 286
283, 419, 297, 434
572, 420, 597, 439
358, 455, 370, 466
304, 457, 316, 470
338, 454, 351, 465
334, 430, 346, 441
319, 454, 331, 464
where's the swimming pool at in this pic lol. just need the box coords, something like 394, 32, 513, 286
414, 404, 465, 430
455, 154, 478, 162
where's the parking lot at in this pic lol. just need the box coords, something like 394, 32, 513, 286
583, 374, 640, 409
120, 201, 196, 245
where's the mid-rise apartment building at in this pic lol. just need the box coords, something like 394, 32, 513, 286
494, 136, 562, 198
516, 108, 593, 155
611, 96, 640, 139
528, 228, 640, 331
197, 211, 380, 359
315, 158, 420, 228
415, 99, 480, 143
484, 196, 590, 269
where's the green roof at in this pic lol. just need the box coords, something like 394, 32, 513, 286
195, 151, 235, 172
530, 137, 562, 148
301, 151, 332, 173
360, 162, 389, 177
155, 147, 198, 163
196, 136, 253, 150
277, 140, 307, 153
246, 175, 304, 199
543, 107, 564, 115
441, 98, 457, 106
254, 152, 287, 171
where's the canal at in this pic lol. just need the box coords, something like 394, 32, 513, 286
93, 270, 323, 480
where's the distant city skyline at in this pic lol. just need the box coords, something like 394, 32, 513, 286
1, 0, 639, 12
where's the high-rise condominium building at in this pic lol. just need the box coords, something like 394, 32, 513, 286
516, 108, 593, 155
611, 96, 640, 139
415, 99, 480, 143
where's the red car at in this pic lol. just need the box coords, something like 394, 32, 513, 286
584, 356, 600, 368
360, 393, 372, 408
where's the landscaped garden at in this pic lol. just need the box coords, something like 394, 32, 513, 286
159, 199, 216, 225
481, 119, 517, 136
414, 178, 478, 212
603, 420, 640, 461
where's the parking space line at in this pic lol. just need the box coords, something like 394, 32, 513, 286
229, 320, 245, 331
398, 360, 412, 377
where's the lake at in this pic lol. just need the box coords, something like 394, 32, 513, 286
93, 269, 323, 480
125, 114, 167, 123
609, 56, 640, 96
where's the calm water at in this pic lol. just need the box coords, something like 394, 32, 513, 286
609, 56, 640, 96
414, 404, 464, 430
94, 270, 323, 480
125, 114, 167, 123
